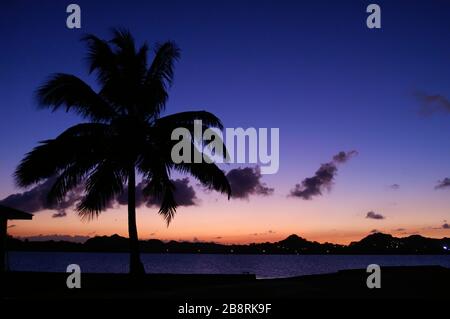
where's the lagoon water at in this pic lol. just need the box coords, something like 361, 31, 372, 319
7, 252, 450, 278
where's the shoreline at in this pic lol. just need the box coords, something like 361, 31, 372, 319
2, 265, 449, 299
8, 250, 450, 255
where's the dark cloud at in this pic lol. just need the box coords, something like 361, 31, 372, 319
394, 228, 406, 232
150, 178, 197, 207
435, 178, 450, 190
7, 224, 16, 229
226, 166, 274, 199
332, 150, 358, 163
370, 229, 380, 234
443, 223, 450, 229
1, 176, 197, 217
389, 184, 400, 190
290, 151, 357, 200
52, 212, 67, 218
290, 163, 337, 200
250, 230, 276, 236
415, 91, 450, 115
366, 211, 385, 220
117, 178, 198, 208
18, 234, 90, 243
0, 177, 83, 217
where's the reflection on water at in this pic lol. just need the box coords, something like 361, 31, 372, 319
7, 252, 450, 278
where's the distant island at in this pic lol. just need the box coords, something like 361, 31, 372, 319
7, 232, 450, 255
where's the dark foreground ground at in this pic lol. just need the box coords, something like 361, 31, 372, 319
1, 266, 449, 300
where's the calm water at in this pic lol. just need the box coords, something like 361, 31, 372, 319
7, 252, 450, 278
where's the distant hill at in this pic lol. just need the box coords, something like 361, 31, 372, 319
7, 232, 450, 255
348, 232, 450, 254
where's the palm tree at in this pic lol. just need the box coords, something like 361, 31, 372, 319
14, 29, 231, 276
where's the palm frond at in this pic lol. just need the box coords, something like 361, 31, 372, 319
174, 155, 231, 199
156, 111, 224, 130
142, 172, 177, 225
15, 123, 111, 188
136, 43, 149, 79
82, 34, 118, 84
110, 28, 136, 56
57, 122, 112, 139
147, 41, 180, 87
143, 41, 180, 117
155, 111, 228, 159
46, 161, 96, 204
36, 73, 115, 121
77, 161, 125, 220
14, 140, 62, 187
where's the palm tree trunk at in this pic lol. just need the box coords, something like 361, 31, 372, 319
128, 166, 145, 277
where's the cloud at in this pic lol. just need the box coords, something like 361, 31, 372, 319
52, 212, 67, 218
1, 176, 198, 217
443, 223, 450, 229
394, 228, 406, 232
290, 163, 337, 200
332, 150, 358, 163
290, 151, 357, 200
389, 184, 400, 190
0, 177, 83, 217
250, 230, 276, 236
117, 177, 198, 208
370, 229, 380, 234
366, 211, 385, 220
415, 91, 450, 115
226, 166, 274, 199
160, 178, 197, 207
18, 234, 90, 243
435, 178, 450, 190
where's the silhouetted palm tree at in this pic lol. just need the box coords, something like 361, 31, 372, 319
14, 29, 231, 276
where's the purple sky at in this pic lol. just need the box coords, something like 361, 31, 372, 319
1, 0, 450, 243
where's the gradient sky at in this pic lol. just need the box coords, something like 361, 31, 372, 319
1, 0, 450, 244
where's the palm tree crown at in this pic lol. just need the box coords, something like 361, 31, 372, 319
15, 29, 231, 275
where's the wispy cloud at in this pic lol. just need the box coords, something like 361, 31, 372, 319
249, 230, 276, 236
415, 91, 450, 115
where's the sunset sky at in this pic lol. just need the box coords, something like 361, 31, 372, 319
1, 0, 450, 244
